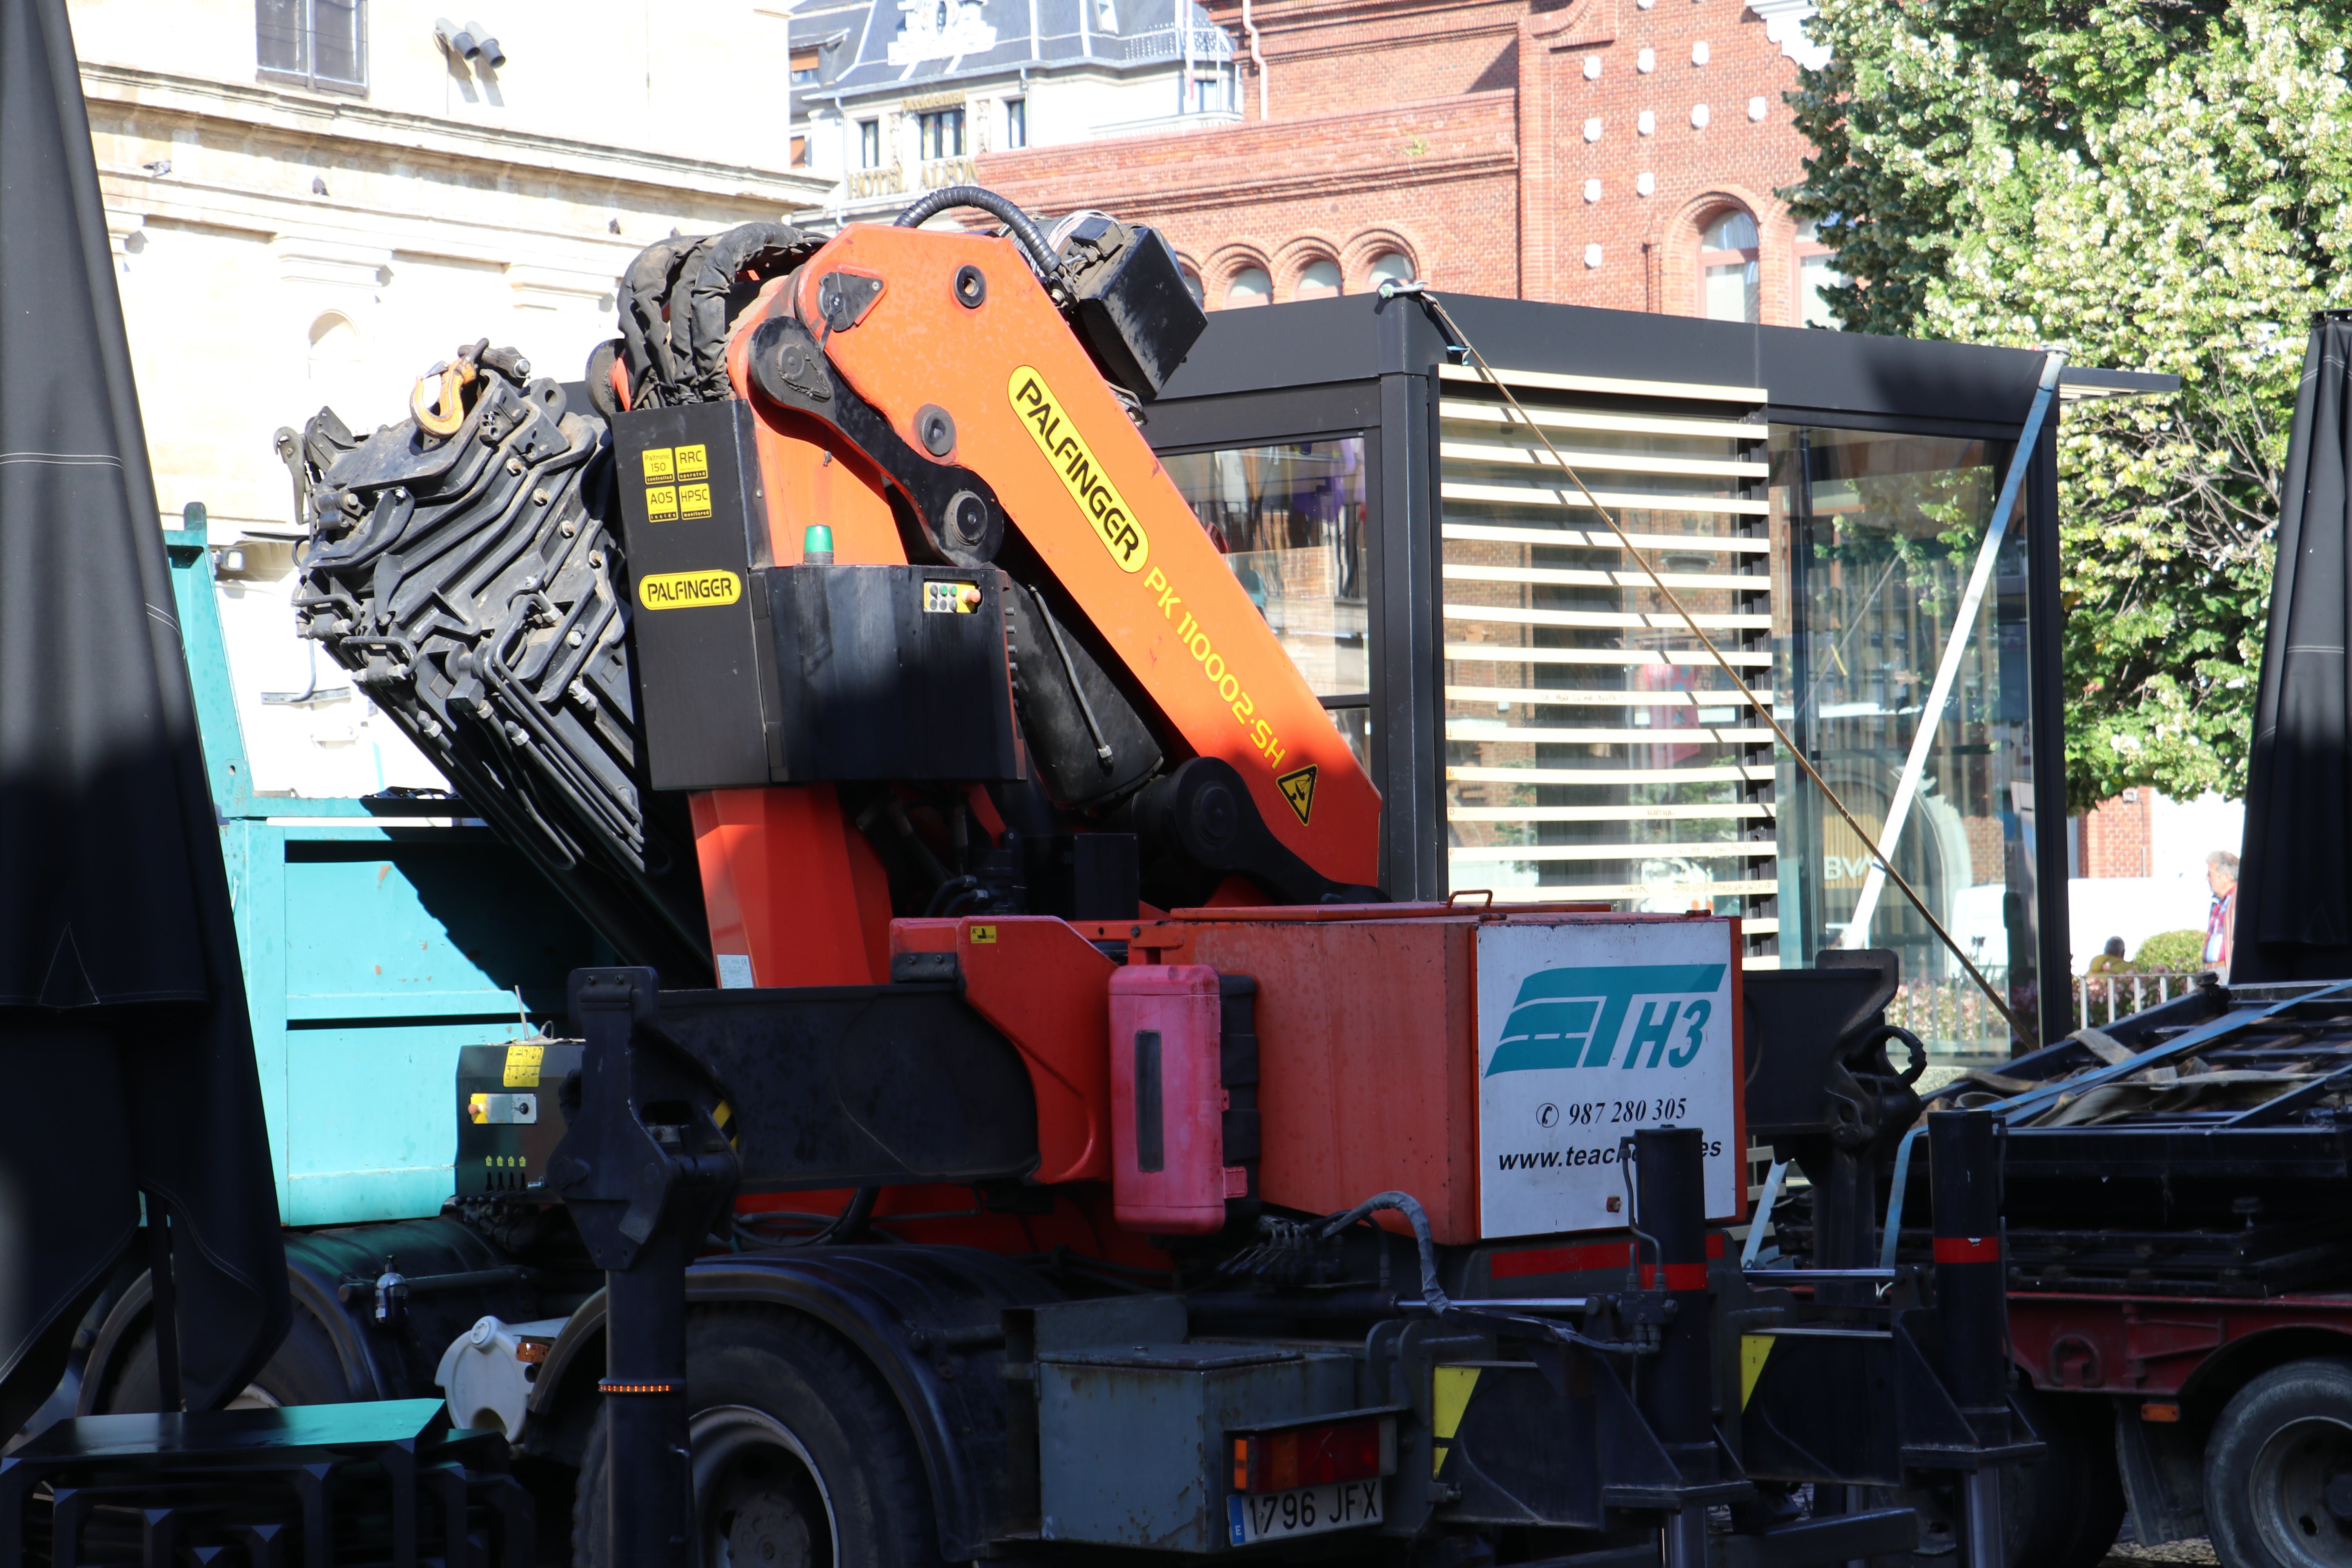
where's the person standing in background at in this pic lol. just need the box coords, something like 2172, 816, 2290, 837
2205, 851, 2240, 976
2087, 936, 2130, 976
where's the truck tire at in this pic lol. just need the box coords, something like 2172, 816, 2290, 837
96, 1304, 357, 1412
2207, 1358, 2352, 1568
573, 1305, 940, 1568
1865, 1387, 2121, 1568
2007, 1386, 2125, 1568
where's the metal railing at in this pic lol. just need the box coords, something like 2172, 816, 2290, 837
2074, 970, 2192, 1030
1122, 24, 1235, 61
1888, 973, 2014, 1056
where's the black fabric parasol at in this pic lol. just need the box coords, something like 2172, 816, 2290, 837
0, 0, 287, 1430
2237, 314, 2352, 983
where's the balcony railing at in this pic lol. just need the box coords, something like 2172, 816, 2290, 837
1122, 24, 1234, 61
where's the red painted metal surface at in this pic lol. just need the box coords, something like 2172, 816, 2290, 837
893, 916, 1115, 1184
691, 784, 893, 986
1129, 910, 1484, 1244
1109, 965, 1232, 1234
2009, 1292, 2352, 1396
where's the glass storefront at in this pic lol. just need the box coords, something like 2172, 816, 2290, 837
1163, 439, 1372, 771
1769, 427, 2038, 1055
1154, 410, 2041, 1056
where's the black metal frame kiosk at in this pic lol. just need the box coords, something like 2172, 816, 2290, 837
1144, 292, 2144, 1056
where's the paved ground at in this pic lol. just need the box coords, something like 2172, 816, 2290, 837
2101, 1538, 2218, 1565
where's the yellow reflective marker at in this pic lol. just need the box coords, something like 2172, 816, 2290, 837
1740, 1334, 1775, 1410
1430, 1366, 1481, 1475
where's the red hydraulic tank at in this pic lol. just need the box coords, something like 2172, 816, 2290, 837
1109, 965, 1236, 1234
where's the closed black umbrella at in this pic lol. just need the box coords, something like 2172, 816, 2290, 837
0, 0, 287, 1431
2237, 313, 2352, 982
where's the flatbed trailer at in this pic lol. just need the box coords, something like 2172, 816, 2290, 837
1877, 977, 2352, 1568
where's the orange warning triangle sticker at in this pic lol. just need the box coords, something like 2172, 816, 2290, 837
1276, 764, 1318, 826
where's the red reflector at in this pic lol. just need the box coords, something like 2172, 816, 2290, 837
1933, 1236, 2000, 1264
1232, 1417, 1389, 1492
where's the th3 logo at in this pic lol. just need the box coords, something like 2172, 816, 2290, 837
1485, 964, 1726, 1076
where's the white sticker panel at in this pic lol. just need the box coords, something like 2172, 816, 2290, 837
1475, 919, 1740, 1238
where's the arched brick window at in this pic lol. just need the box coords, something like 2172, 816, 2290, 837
1366, 251, 1414, 289
1225, 267, 1272, 309
1696, 207, 1760, 323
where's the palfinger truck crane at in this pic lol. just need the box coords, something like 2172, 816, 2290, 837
287, 190, 2038, 1568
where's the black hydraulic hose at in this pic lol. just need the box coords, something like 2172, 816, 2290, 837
686, 222, 809, 400
663, 236, 723, 408
893, 185, 1063, 283
619, 238, 697, 403
1319, 1191, 1449, 1314
832, 1185, 878, 1243
1316, 1190, 1648, 1357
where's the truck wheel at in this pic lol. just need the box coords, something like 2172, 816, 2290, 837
1864, 1388, 2121, 1568
97, 1304, 356, 1412
2208, 1359, 2352, 1568
2006, 1386, 2124, 1568
573, 1306, 939, 1568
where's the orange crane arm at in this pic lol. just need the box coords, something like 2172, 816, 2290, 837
758, 226, 1379, 882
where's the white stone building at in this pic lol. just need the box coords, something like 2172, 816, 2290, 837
68, 0, 834, 796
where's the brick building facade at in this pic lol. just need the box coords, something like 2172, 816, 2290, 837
976, 0, 1833, 321
2076, 790, 2157, 881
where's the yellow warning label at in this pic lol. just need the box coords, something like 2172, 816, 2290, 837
1430, 1365, 1481, 1476
969, 925, 998, 945
1277, 764, 1318, 826
646, 485, 679, 522
1740, 1334, 1775, 1410
503, 1042, 544, 1088
640, 569, 742, 610
674, 443, 708, 481
678, 482, 713, 520
1007, 366, 1148, 573
641, 447, 675, 481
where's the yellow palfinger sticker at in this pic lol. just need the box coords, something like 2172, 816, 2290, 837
503, 1042, 544, 1087
1008, 366, 1149, 573
641, 569, 742, 610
